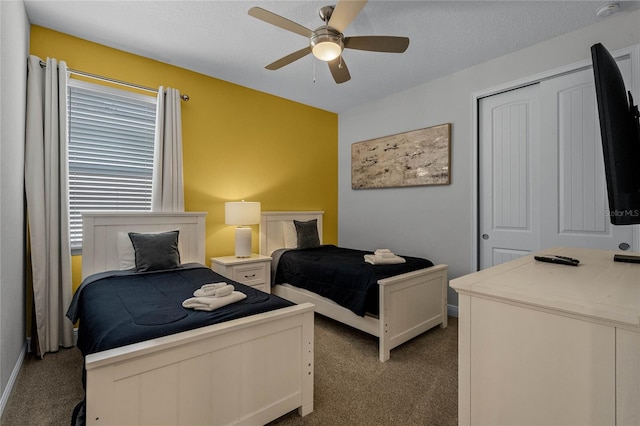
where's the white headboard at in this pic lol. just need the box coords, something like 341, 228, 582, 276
81, 211, 207, 279
260, 211, 324, 256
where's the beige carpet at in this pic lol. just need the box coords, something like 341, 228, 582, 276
1, 345, 84, 426
1, 314, 457, 426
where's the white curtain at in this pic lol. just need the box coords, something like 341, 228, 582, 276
152, 87, 184, 211
25, 55, 74, 356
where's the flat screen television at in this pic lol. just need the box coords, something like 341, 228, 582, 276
591, 43, 640, 225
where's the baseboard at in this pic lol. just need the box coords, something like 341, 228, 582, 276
0, 341, 27, 417
447, 304, 459, 318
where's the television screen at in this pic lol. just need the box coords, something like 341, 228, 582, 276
591, 43, 640, 225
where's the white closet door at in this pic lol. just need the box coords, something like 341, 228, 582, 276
539, 62, 635, 251
478, 84, 541, 270
479, 57, 636, 269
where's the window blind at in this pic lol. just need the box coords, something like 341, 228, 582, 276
67, 79, 157, 250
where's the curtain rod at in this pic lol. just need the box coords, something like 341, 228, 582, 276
39, 60, 190, 101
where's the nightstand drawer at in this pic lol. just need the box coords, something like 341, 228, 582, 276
210, 255, 272, 294
231, 263, 266, 286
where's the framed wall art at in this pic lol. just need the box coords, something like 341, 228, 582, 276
351, 123, 451, 189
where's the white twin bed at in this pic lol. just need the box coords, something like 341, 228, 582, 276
260, 211, 448, 362
80, 211, 314, 426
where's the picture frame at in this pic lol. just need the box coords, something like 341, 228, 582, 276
351, 123, 451, 189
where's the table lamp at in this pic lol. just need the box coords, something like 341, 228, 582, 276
225, 201, 261, 257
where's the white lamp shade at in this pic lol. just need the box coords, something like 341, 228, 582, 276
225, 201, 261, 225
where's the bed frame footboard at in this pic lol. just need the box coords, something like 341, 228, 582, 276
377, 264, 448, 361
85, 303, 315, 425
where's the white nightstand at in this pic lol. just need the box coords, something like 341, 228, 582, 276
210, 254, 272, 293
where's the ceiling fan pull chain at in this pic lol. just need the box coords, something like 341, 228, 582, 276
313, 58, 316, 83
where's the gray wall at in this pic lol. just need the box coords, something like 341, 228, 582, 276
338, 10, 640, 312
0, 0, 29, 412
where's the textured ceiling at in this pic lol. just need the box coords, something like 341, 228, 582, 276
23, 0, 640, 113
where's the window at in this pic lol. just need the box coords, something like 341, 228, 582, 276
67, 79, 157, 251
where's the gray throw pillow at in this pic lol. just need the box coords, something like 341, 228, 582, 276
294, 219, 320, 249
128, 230, 181, 272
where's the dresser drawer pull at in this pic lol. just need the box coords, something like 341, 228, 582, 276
244, 273, 256, 279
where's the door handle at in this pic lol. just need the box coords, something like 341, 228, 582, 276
482, 234, 489, 240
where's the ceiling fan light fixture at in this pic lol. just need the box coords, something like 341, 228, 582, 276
311, 27, 343, 61
312, 41, 342, 61
249, 1, 410, 84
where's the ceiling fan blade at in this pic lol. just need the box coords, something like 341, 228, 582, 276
248, 7, 313, 38
265, 46, 312, 70
344, 36, 410, 53
328, 0, 368, 33
328, 57, 351, 84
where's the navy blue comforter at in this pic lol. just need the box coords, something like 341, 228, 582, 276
67, 263, 293, 355
273, 245, 434, 317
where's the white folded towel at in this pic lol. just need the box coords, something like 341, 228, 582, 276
364, 254, 406, 265
376, 252, 398, 259
182, 291, 247, 311
374, 249, 398, 259
374, 248, 393, 255
193, 284, 234, 298
201, 282, 227, 291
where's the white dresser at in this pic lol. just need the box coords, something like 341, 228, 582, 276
451, 247, 640, 426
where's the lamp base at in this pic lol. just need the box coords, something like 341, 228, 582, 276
234, 227, 252, 258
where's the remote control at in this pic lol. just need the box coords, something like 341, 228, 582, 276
550, 255, 580, 264
613, 254, 640, 264
534, 255, 579, 266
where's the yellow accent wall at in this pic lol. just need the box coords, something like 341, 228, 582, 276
30, 26, 338, 292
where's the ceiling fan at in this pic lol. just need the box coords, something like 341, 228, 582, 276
248, 0, 409, 84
